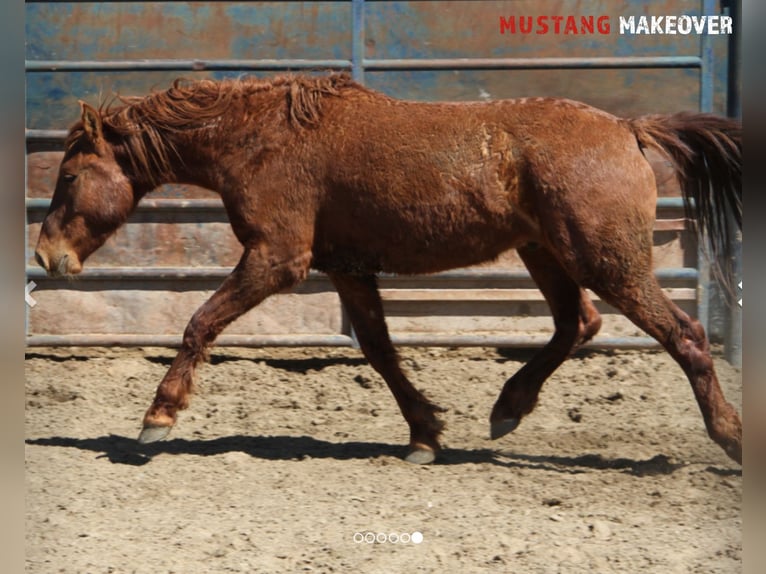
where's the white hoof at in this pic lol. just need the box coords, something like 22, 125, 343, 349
404, 447, 436, 465
138, 425, 172, 444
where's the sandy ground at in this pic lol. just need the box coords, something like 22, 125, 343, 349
25, 345, 741, 573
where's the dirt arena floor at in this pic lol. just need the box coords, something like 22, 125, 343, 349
25, 345, 742, 573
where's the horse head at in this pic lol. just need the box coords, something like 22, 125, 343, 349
35, 102, 137, 276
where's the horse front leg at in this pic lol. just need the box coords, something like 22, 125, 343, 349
330, 273, 446, 464
138, 245, 311, 443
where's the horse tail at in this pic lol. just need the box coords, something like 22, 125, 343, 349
626, 112, 741, 290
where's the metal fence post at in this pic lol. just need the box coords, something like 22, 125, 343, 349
351, 0, 365, 83
695, 0, 716, 343
724, 0, 742, 367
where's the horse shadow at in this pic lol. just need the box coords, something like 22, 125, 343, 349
24, 434, 741, 477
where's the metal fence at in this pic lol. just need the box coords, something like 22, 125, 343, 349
25, 0, 740, 356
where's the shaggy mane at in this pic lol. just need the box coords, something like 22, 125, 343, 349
65, 73, 360, 187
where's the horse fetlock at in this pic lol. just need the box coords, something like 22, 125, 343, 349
143, 405, 176, 428
406, 401, 445, 432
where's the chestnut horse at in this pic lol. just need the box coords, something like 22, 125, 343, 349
35, 73, 742, 464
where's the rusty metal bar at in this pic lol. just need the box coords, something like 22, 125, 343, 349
725, 0, 742, 119
351, 0, 365, 83
26, 56, 703, 74
25, 0, 339, 3
694, 0, 718, 342
25, 333, 661, 350
700, 0, 716, 113
363, 56, 702, 71
25, 59, 353, 73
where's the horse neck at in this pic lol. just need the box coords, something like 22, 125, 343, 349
113, 120, 225, 196
122, 98, 280, 196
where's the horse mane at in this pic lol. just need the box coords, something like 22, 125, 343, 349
65, 73, 360, 187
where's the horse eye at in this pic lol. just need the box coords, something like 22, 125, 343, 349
62, 173, 77, 183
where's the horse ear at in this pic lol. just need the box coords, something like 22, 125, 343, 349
79, 100, 103, 143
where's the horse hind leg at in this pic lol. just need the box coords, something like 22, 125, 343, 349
490, 244, 602, 439
549, 187, 742, 462
592, 273, 742, 463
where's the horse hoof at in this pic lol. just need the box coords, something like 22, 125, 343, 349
404, 447, 436, 465
725, 442, 742, 465
138, 425, 172, 444
490, 418, 520, 440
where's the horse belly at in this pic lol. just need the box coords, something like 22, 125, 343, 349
312, 193, 527, 275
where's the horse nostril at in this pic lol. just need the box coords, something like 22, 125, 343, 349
34, 251, 48, 271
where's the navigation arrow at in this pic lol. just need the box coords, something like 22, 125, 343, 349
25, 281, 37, 308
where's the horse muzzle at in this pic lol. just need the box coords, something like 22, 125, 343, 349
34, 248, 83, 277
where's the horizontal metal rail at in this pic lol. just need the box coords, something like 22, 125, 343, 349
25, 197, 691, 212
26, 197, 224, 213
25, 333, 661, 350
26, 56, 703, 74
363, 56, 703, 71
26, 129, 67, 142
26, 197, 226, 213
24, 266, 699, 284
26, 59, 353, 73
25, 0, 348, 3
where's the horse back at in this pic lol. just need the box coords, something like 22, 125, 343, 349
306, 92, 651, 275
